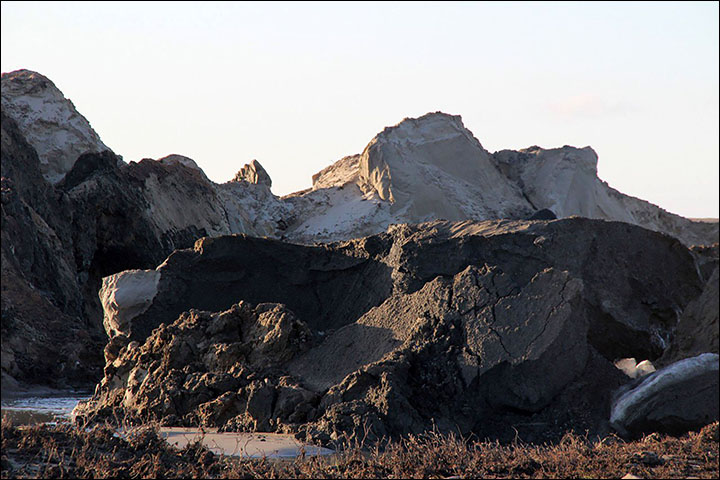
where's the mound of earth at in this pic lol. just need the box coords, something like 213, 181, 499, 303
75, 218, 711, 444
2, 68, 717, 395
99, 219, 702, 361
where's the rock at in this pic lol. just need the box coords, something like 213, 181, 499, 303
284, 113, 717, 247
290, 267, 587, 415
0, 106, 285, 388
73, 301, 313, 429
110, 232, 395, 342
158, 154, 203, 172
233, 159, 272, 188
610, 353, 720, 437
690, 243, 718, 283
285, 113, 534, 245
0, 70, 292, 387
2, 111, 103, 387
78, 275, 601, 443
311, 155, 360, 190
357, 112, 530, 217
292, 266, 593, 442
631, 451, 664, 466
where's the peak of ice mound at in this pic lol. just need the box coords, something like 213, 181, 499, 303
233, 159, 272, 187
1, 69, 109, 184
373, 111, 486, 150
158, 154, 202, 172
356, 111, 530, 219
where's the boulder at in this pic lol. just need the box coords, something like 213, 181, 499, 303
100, 270, 161, 338
610, 353, 720, 437
113, 219, 702, 363
74, 302, 314, 428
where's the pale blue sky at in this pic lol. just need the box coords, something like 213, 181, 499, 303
2, 1, 718, 217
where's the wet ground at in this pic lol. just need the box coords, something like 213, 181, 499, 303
0, 390, 90, 426
0, 390, 333, 459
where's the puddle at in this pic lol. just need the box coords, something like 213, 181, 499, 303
159, 427, 334, 459
1, 391, 91, 425
1, 393, 333, 459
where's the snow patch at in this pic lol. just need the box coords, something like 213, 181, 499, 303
614, 358, 656, 379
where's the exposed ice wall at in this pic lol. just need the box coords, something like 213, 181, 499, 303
100, 269, 161, 338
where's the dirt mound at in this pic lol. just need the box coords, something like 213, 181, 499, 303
77, 218, 710, 444
102, 218, 702, 361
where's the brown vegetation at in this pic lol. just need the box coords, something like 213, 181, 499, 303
1, 417, 718, 479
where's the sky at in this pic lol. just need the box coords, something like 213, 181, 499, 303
2, 1, 718, 218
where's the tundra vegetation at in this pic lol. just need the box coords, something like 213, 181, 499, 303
1, 418, 718, 479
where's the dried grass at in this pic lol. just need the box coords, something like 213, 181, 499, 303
2, 416, 718, 479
